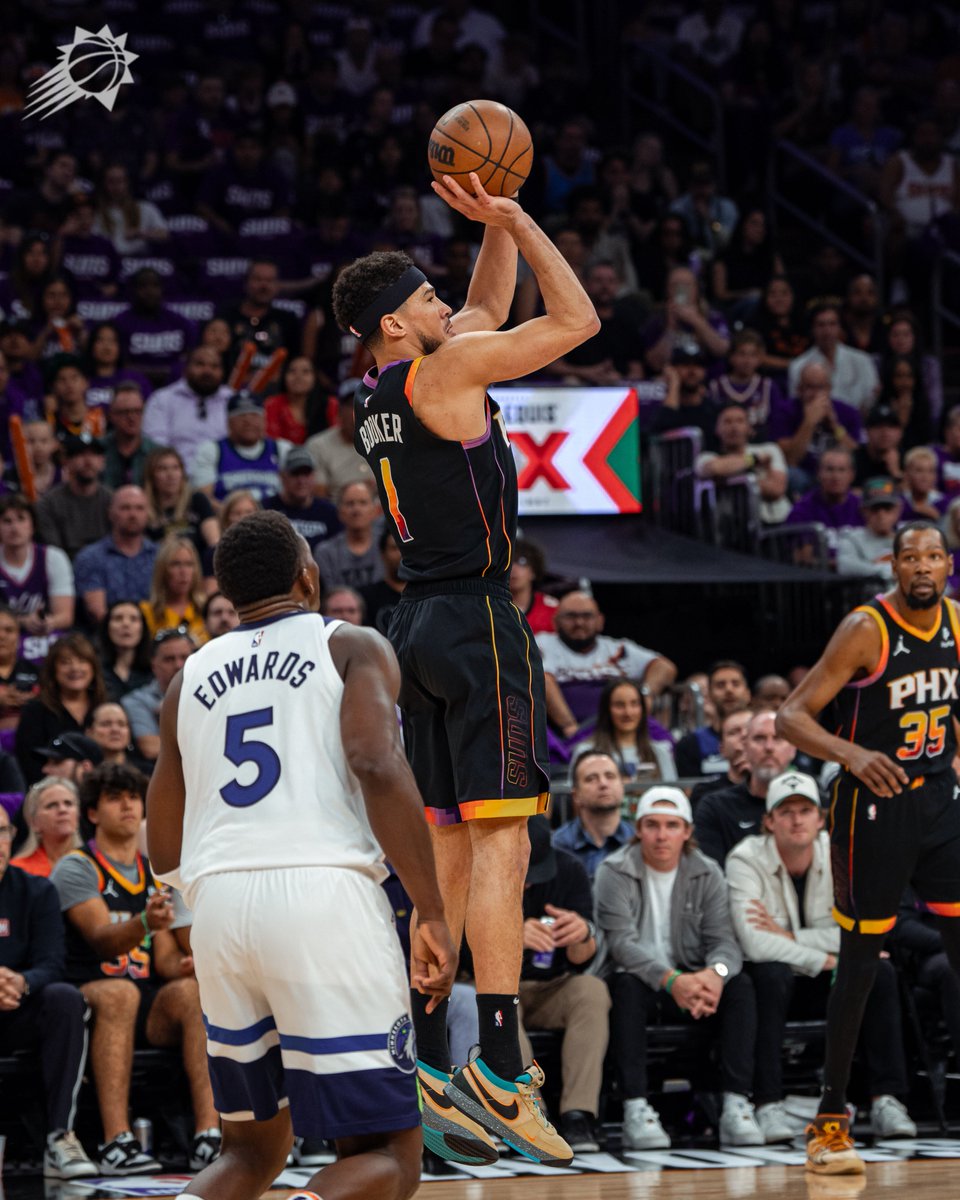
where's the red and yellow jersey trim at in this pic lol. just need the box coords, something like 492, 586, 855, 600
832, 906, 897, 935
924, 901, 960, 918
848, 605, 889, 689
877, 595, 942, 642
403, 356, 423, 405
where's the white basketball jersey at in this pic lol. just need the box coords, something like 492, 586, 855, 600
167, 611, 385, 901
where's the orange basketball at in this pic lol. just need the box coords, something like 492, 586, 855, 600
428, 99, 533, 197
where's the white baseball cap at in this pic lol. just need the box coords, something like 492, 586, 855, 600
635, 785, 692, 825
765, 770, 821, 814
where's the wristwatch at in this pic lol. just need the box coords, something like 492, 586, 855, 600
711, 962, 729, 980
581, 919, 597, 944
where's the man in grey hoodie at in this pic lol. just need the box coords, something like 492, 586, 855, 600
595, 785, 761, 1151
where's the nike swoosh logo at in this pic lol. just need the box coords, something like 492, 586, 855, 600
419, 1076, 455, 1110
471, 1070, 520, 1121
738, 820, 755, 828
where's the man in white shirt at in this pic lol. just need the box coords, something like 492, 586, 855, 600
142, 347, 231, 472
536, 591, 676, 740
836, 477, 901, 581
696, 403, 789, 525
788, 304, 880, 414
726, 771, 916, 1142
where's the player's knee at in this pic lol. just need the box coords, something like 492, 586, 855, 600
161, 976, 201, 1014
87, 979, 140, 1017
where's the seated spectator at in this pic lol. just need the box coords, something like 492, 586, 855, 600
101, 385, 158, 489
771, 361, 861, 486
842, 273, 886, 356
16, 635, 106, 786
553, 749, 634, 881
710, 208, 784, 314
674, 660, 751, 778
695, 710, 795, 865
853, 404, 903, 488
544, 260, 644, 384
696, 403, 789, 525
644, 267, 731, 376
518, 815, 608, 1154
305, 379, 375, 498
0, 803, 97, 1180
938, 406, 960, 500
900, 446, 946, 523
83, 320, 153, 417
59, 193, 121, 299
196, 131, 292, 236
265, 356, 325, 445
10, 777, 80, 877
0, 604, 40, 739
48, 359, 104, 441
836, 478, 902, 582
201, 591, 238, 640
35, 733, 103, 788
115, 269, 196, 386
827, 87, 902, 198
263, 446, 340, 555
596, 786, 761, 1150
787, 304, 880, 415
787, 448, 864, 559
51, 763, 218, 1174
321, 587, 366, 626
0, 494, 75, 660
22, 419, 61, 498
669, 161, 739, 259
4, 155, 77, 241
879, 354, 932, 451
881, 313, 937, 445
121, 629, 193, 762
568, 184, 639, 293
73, 487, 157, 625
706, 330, 784, 439
508, 538, 558, 635
29, 277, 88, 363
537, 590, 677, 739
142, 347, 231, 473
578, 678, 677, 783
85, 702, 152, 775
97, 601, 152, 702
752, 675, 791, 711
92, 163, 169, 256
727, 771, 916, 1141
192, 391, 291, 505
0, 321, 45, 412
890, 886, 960, 1075
359, 530, 405, 636
35, 434, 112, 560
650, 347, 718, 440
218, 490, 260, 534
139, 537, 207, 643
754, 276, 810, 377
217, 260, 302, 382
143, 447, 219, 563
313, 480, 383, 591
690, 708, 752, 812
632, 214, 695, 305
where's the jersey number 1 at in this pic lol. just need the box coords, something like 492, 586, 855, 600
221, 708, 281, 807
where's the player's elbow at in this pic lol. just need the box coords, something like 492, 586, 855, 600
774, 706, 794, 741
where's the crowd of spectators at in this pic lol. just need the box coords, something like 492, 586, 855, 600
2, 0, 960, 1178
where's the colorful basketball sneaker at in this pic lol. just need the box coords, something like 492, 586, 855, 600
417, 1061, 499, 1165
444, 1056, 573, 1165
805, 1114, 866, 1175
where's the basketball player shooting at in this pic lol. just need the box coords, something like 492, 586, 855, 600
331, 172, 598, 1167
777, 520, 960, 1175
146, 511, 457, 1200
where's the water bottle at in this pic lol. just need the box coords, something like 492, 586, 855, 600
531, 916, 556, 969
133, 1118, 153, 1153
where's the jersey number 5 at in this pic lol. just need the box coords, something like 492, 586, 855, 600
221, 708, 282, 807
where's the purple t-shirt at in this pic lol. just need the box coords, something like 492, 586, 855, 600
788, 489, 864, 562
828, 123, 902, 170
768, 396, 863, 475
935, 446, 960, 499
197, 164, 293, 228
85, 369, 154, 412
115, 306, 197, 374
60, 233, 121, 297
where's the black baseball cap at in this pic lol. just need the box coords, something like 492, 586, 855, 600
670, 345, 708, 366
36, 732, 103, 765
227, 390, 264, 417
61, 431, 105, 457
525, 815, 558, 885
865, 404, 901, 429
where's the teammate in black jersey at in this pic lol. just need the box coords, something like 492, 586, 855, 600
779, 520, 960, 1175
332, 173, 598, 1166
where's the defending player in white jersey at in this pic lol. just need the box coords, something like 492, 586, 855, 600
146, 510, 457, 1200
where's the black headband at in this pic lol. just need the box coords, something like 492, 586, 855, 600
348, 266, 427, 341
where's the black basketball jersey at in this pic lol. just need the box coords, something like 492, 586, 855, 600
63, 845, 158, 986
836, 596, 960, 779
354, 357, 516, 584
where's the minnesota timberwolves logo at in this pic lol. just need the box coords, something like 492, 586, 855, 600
387, 1015, 417, 1074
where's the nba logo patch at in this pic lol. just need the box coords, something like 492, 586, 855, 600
867, 804, 877, 821
0, 919, 9, 937
251, 629, 265, 648
387, 1015, 416, 1074
494, 1009, 503, 1027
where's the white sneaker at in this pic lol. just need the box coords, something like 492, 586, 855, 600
870, 1095, 916, 1138
43, 1131, 98, 1179
719, 1093, 764, 1146
622, 1097, 670, 1150
756, 1101, 796, 1143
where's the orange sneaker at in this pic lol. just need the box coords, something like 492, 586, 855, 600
444, 1056, 573, 1166
417, 1062, 499, 1165
804, 1114, 866, 1175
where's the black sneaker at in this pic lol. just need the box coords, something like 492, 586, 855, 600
292, 1136, 335, 1167
98, 1131, 162, 1175
189, 1127, 222, 1170
559, 1110, 599, 1154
